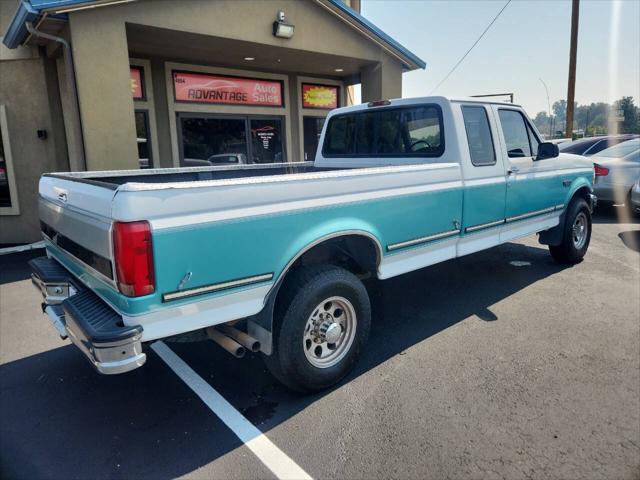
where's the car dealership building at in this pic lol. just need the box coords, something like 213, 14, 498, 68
0, 0, 425, 244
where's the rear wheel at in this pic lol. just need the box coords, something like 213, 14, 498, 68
549, 197, 591, 264
264, 265, 371, 392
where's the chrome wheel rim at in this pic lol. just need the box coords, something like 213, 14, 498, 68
572, 212, 588, 249
303, 296, 357, 369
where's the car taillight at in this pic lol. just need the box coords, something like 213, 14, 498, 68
594, 164, 609, 177
113, 221, 155, 297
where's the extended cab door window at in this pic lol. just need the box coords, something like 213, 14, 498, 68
462, 106, 496, 166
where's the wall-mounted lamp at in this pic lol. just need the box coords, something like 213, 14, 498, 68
273, 11, 294, 39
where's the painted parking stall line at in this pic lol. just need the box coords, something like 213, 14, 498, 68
151, 341, 312, 480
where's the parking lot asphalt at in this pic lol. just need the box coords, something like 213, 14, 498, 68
1, 207, 639, 480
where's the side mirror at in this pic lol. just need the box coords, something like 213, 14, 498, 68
536, 142, 559, 160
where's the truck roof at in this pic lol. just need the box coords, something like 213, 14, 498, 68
333, 95, 522, 115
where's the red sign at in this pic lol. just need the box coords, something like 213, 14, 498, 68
130, 67, 143, 100
173, 71, 283, 107
302, 83, 339, 109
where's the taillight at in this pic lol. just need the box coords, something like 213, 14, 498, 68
113, 221, 155, 297
594, 164, 609, 177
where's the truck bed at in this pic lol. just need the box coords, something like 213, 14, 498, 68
45, 162, 323, 188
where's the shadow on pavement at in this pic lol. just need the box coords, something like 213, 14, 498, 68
1, 241, 568, 479
618, 231, 640, 252
0, 249, 44, 285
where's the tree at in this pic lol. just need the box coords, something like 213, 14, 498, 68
614, 97, 639, 134
553, 100, 567, 123
531, 98, 635, 137
533, 111, 552, 138
552, 100, 568, 135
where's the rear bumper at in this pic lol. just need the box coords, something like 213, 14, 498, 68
30, 256, 146, 374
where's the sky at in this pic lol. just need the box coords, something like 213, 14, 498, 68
358, 0, 640, 116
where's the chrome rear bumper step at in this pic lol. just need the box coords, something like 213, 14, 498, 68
30, 256, 146, 375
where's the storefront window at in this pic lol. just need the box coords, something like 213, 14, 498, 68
135, 111, 153, 169
0, 119, 11, 207
179, 115, 285, 166
180, 117, 247, 166
303, 117, 326, 161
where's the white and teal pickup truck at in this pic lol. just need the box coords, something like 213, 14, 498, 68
30, 96, 596, 391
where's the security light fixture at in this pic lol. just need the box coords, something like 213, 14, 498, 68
273, 11, 294, 39
334, 68, 344, 72
244, 57, 255, 61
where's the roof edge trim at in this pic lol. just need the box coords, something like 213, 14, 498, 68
2, 1, 39, 49
319, 0, 426, 70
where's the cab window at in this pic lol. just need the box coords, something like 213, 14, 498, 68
322, 105, 444, 158
324, 115, 356, 155
498, 109, 532, 158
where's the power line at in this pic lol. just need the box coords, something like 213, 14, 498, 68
430, 0, 512, 94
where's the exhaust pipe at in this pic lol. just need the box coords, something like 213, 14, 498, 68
218, 325, 261, 352
206, 327, 245, 358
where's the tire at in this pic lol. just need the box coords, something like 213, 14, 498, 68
264, 265, 371, 392
549, 197, 592, 264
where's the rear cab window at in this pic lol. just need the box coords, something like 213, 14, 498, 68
322, 104, 444, 158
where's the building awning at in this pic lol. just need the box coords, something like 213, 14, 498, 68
3, 0, 426, 71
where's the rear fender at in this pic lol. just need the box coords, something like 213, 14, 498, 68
247, 219, 383, 355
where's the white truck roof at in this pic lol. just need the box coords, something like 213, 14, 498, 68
330, 96, 522, 116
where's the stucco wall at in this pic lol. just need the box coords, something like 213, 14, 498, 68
361, 52, 403, 102
68, 16, 138, 170
0, 0, 68, 244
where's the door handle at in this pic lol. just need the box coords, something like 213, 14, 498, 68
507, 166, 520, 175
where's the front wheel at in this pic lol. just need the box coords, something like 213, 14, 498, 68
264, 265, 371, 392
549, 197, 592, 264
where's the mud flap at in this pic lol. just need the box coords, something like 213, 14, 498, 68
538, 209, 567, 247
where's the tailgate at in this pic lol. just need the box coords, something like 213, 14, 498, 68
39, 175, 117, 284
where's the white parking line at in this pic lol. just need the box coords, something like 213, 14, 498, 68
151, 341, 313, 480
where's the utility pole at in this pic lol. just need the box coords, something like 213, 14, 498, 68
565, 0, 580, 139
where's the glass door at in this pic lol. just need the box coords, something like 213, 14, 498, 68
249, 118, 285, 163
